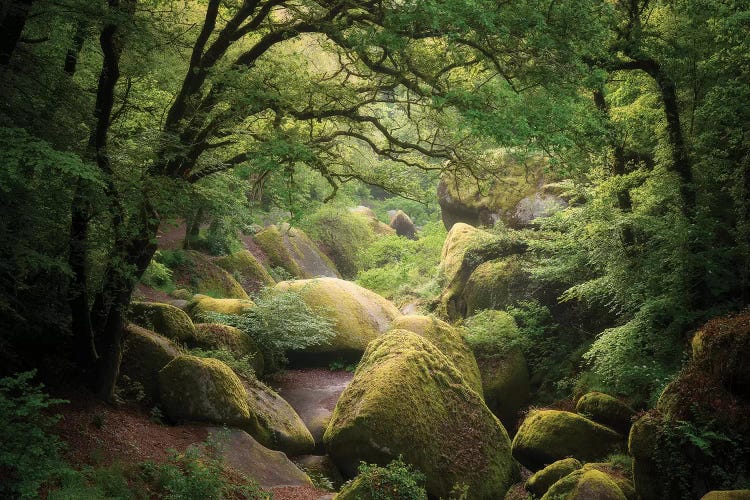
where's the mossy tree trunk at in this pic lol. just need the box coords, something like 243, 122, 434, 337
0, 0, 34, 65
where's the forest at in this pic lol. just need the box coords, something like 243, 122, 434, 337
0, 0, 749, 498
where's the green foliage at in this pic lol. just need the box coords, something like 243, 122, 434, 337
0, 371, 68, 499
141, 444, 267, 500
328, 359, 357, 372
189, 347, 257, 381
208, 289, 335, 372
356, 221, 446, 303
142, 256, 176, 293
351, 458, 427, 500
462, 309, 522, 358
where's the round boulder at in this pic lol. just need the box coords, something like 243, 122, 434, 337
193, 323, 264, 376
214, 250, 275, 294
324, 329, 518, 499
526, 458, 582, 498
575, 392, 635, 435
129, 301, 197, 343
541, 469, 627, 500
390, 210, 417, 239
391, 315, 483, 395
274, 278, 401, 362
185, 294, 255, 322
120, 324, 180, 403
512, 410, 623, 471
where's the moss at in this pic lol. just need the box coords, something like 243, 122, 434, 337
351, 206, 395, 236
324, 329, 518, 499
439, 223, 494, 285
511, 410, 623, 471
170, 250, 249, 299
255, 224, 340, 279
170, 288, 193, 300
275, 278, 401, 361
303, 208, 374, 278
525, 458, 582, 498
579, 464, 635, 500
701, 491, 750, 500
158, 355, 258, 433
540, 469, 626, 500
337, 476, 377, 500
255, 225, 302, 277
185, 294, 255, 322
391, 315, 483, 395
477, 349, 530, 433
575, 392, 635, 435
627, 412, 667, 500
463, 256, 527, 316
120, 324, 180, 403
129, 301, 197, 343
193, 323, 264, 375
215, 250, 275, 294
242, 375, 315, 455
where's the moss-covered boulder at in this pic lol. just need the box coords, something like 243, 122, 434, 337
525, 458, 582, 498
158, 355, 257, 431
214, 250, 275, 295
463, 256, 528, 316
242, 376, 315, 456
193, 323, 264, 376
206, 427, 312, 488
185, 294, 255, 322
541, 469, 627, 500
579, 463, 635, 500
511, 191, 567, 228
324, 330, 518, 499
170, 250, 249, 299
254, 224, 340, 279
477, 349, 530, 433
439, 222, 494, 285
120, 324, 180, 403
575, 392, 635, 435
512, 410, 623, 470
129, 301, 197, 343
437, 156, 547, 230
701, 492, 750, 500
462, 311, 530, 431
390, 210, 417, 239
274, 278, 401, 362
302, 208, 375, 278
351, 206, 395, 235
391, 315, 483, 395
337, 469, 428, 500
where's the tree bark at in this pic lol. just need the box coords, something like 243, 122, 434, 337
64, 21, 87, 75
0, 0, 34, 65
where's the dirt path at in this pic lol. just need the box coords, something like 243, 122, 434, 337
270, 368, 353, 448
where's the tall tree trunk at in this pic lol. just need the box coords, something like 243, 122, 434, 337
0, 0, 34, 65
593, 88, 635, 246
64, 21, 87, 75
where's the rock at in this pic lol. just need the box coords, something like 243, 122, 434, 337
350, 206, 395, 235
170, 288, 193, 300
575, 392, 635, 435
627, 412, 664, 500
391, 315, 483, 396
129, 301, 197, 343
701, 492, 750, 500
541, 469, 627, 500
439, 223, 494, 285
214, 250, 275, 294
206, 427, 312, 488
193, 323, 264, 376
337, 473, 428, 500
274, 278, 401, 362
389, 210, 417, 239
436, 157, 546, 230
255, 224, 340, 279
242, 376, 315, 456
294, 455, 345, 490
511, 192, 566, 228
158, 355, 257, 431
525, 458, 582, 498
120, 324, 180, 403
512, 410, 623, 470
303, 209, 375, 278
185, 294, 255, 322
579, 463, 636, 500
476, 349, 530, 432
324, 329, 518, 499
171, 250, 250, 299
462, 256, 528, 316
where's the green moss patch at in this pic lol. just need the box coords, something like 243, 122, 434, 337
525, 458, 582, 498
129, 301, 197, 343
214, 250, 275, 295
575, 392, 635, 435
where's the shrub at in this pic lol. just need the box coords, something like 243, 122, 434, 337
208, 289, 335, 371
142, 256, 176, 292
0, 371, 68, 498
189, 347, 257, 381
462, 309, 523, 358
347, 458, 427, 500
